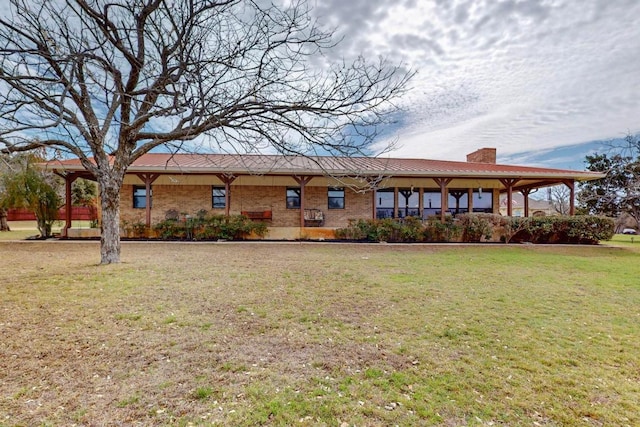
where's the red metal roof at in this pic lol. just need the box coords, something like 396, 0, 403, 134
47, 152, 603, 181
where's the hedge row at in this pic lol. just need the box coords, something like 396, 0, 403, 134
122, 214, 268, 240
333, 216, 457, 243
334, 214, 614, 244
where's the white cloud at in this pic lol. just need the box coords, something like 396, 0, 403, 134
309, 0, 640, 165
3, 0, 637, 168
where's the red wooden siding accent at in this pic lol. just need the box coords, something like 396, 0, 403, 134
7, 207, 95, 221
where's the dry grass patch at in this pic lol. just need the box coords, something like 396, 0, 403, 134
1, 241, 639, 426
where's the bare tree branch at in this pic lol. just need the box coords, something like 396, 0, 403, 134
0, 0, 414, 263
549, 185, 571, 215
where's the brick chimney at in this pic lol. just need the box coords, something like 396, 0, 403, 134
466, 148, 496, 164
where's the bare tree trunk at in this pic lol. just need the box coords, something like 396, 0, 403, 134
0, 207, 9, 231
98, 175, 123, 264
0, 0, 412, 264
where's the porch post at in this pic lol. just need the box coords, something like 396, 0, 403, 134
399, 189, 413, 217
563, 180, 575, 215
433, 178, 453, 221
372, 190, 377, 219
500, 179, 520, 217
450, 190, 465, 214
136, 173, 160, 227
216, 174, 237, 217
366, 177, 377, 220
293, 176, 313, 227
63, 173, 78, 237
520, 188, 532, 217
393, 187, 399, 218
418, 187, 424, 219
467, 188, 474, 213
225, 180, 231, 217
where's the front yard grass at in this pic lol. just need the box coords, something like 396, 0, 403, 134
0, 221, 95, 241
0, 241, 639, 426
607, 233, 640, 248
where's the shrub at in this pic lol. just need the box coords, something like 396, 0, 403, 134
457, 213, 493, 242
153, 219, 184, 239
423, 216, 460, 242
153, 213, 267, 241
122, 220, 148, 238
334, 215, 614, 245
399, 216, 425, 242
217, 214, 268, 240
336, 216, 462, 243
508, 215, 614, 244
566, 215, 615, 244
376, 218, 402, 242
500, 216, 526, 243
334, 219, 378, 241
524, 216, 560, 243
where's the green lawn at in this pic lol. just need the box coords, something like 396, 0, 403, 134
0, 240, 639, 426
0, 221, 46, 240
607, 233, 640, 246
0, 220, 94, 241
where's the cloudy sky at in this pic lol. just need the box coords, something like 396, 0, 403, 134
2, 0, 637, 170
309, 0, 640, 169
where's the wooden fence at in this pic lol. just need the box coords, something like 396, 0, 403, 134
7, 206, 96, 221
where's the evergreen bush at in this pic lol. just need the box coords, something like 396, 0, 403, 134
334, 214, 613, 245
153, 213, 267, 241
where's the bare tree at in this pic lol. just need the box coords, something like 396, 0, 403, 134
0, 0, 413, 263
548, 185, 571, 215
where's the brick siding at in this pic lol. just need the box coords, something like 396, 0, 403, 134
119, 183, 500, 227
120, 184, 374, 228
466, 148, 497, 164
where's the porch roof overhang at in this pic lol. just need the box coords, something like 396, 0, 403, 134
45, 153, 604, 187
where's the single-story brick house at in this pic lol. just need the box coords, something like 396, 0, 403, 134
47, 148, 604, 239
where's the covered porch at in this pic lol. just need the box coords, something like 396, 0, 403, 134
374, 177, 578, 221
47, 149, 602, 239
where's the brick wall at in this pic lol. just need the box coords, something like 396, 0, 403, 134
466, 148, 496, 164
120, 184, 213, 224
120, 183, 373, 228
231, 185, 290, 227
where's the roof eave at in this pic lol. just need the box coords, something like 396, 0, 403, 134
49, 165, 605, 181
46, 156, 605, 182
